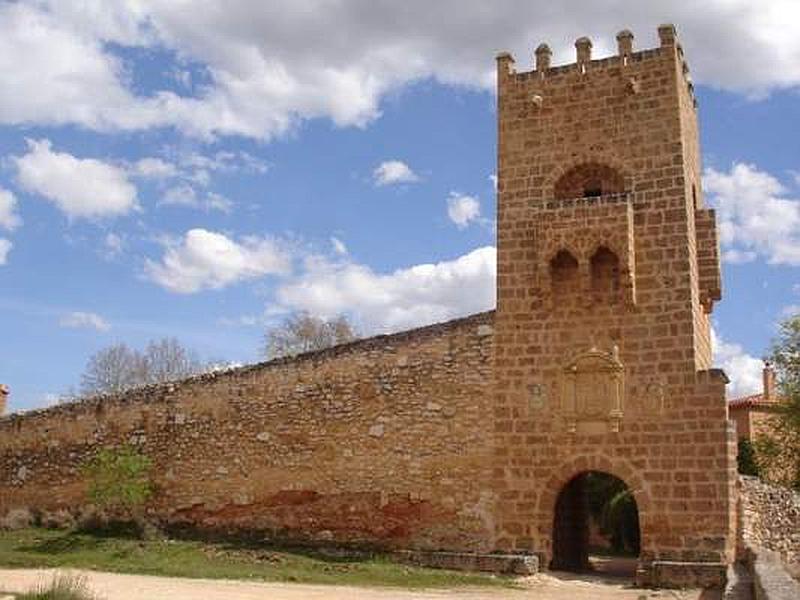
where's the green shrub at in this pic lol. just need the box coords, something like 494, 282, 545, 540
17, 573, 99, 600
82, 446, 153, 517
737, 439, 760, 476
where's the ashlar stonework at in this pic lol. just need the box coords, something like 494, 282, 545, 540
1, 26, 740, 588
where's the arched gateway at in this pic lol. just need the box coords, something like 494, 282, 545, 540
539, 455, 651, 575
551, 471, 640, 574
549, 471, 642, 576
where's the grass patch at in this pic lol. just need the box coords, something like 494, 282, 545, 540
16, 574, 98, 600
0, 528, 513, 589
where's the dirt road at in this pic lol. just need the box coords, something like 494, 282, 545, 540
0, 568, 707, 600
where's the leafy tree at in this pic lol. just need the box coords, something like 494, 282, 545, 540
79, 337, 208, 396
737, 439, 760, 477
602, 487, 640, 555
263, 312, 357, 359
754, 315, 800, 489
584, 472, 640, 556
83, 446, 153, 517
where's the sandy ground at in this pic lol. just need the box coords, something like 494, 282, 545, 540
0, 568, 708, 600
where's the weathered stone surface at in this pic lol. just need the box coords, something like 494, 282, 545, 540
751, 548, 800, 600
393, 549, 538, 575
492, 25, 736, 582
0, 312, 495, 551
740, 477, 800, 568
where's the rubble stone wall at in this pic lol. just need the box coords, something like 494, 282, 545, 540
740, 476, 800, 568
0, 312, 496, 551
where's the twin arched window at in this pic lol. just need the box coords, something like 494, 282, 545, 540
550, 246, 620, 302
549, 163, 626, 302
590, 247, 620, 296
550, 250, 580, 295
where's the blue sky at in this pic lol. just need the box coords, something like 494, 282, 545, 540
0, 1, 798, 411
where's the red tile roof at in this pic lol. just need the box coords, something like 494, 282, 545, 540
728, 393, 782, 409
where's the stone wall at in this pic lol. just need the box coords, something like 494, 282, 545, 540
730, 405, 781, 442
0, 312, 496, 551
740, 476, 800, 568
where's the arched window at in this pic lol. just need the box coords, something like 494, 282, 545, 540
590, 246, 620, 300
550, 250, 579, 296
554, 163, 625, 200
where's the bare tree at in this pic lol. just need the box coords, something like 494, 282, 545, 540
142, 337, 203, 384
80, 343, 147, 396
264, 312, 357, 359
79, 338, 208, 396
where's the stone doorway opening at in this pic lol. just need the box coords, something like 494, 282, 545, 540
551, 471, 640, 578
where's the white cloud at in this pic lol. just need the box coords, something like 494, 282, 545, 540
134, 157, 178, 179
721, 248, 758, 264
0, 187, 22, 231
447, 192, 481, 229
331, 237, 348, 256
712, 327, 764, 398
704, 163, 800, 265
161, 185, 233, 213
145, 228, 292, 293
13, 139, 138, 220
781, 304, 800, 318
59, 311, 111, 332
0, 2, 159, 132
0, 2, 797, 140
171, 150, 270, 180
0, 238, 11, 265
373, 160, 419, 186
102, 232, 125, 260
161, 185, 197, 207
206, 192, 233, 213
275, 246, 496, 333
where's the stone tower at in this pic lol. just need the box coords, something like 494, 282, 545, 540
0, 385, 7, 416
492, 25, 735, 586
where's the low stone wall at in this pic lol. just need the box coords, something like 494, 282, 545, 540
752, 548, 800, 600
392, 550, 538, 575
638, 560, 727, 590
0, 312, 496, 552
736, 477, 800, 599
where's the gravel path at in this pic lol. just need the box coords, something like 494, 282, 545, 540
0, 568, 708, 600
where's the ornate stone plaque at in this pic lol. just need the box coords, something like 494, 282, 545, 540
560, 347, 624, 431
640, 378, 665, 414
528, 383, 547, 411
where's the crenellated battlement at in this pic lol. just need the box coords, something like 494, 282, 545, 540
496, 24, 697, 108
